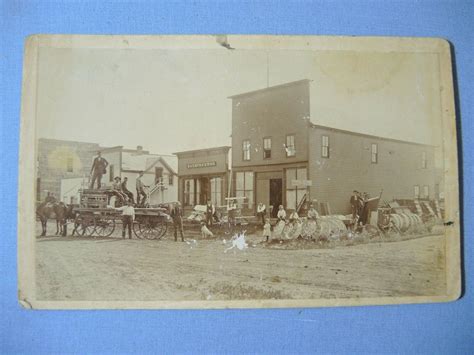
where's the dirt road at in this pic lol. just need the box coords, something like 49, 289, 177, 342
35, 228, 446, 301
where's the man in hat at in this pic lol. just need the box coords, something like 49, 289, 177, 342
205, 199, 215, 227
256, 202, 266, 225
109, 176, 127, 205
136, 171, 148, 206
116, 200, 135, 239
120, 176, 134, 204
350, 190, 360, 219
44, 191, 56, 204
170, 202, 185, 242
89, 151, 108, 189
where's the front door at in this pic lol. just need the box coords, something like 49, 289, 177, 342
199, 177, 209, 204
269, 178, 282, 217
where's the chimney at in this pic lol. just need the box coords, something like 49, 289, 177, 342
136, 145, 143, 154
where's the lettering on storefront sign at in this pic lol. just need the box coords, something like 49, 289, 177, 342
187, 161, 217, 169
291, 179, 312, 187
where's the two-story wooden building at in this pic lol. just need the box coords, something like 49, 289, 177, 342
229, 80, 311, 216
228, 79, 440, 215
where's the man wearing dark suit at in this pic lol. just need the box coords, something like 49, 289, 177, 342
121, 177, 135, 203
350, 190, 360, 219
89, 151, 109, 189
170, 202, 185, 242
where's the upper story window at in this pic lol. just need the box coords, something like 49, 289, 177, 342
285, 134, 296, 157
66, 157, 73, 173
155, 167, 163, 184
422, 151, 427, 169
321, 135, 329, 158
168, 174, 174, 186
371, 143, 378, 164
263, 137, 272, 159
242, 139, 251, 161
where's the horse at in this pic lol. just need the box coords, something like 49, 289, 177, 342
36, 202, 73, 236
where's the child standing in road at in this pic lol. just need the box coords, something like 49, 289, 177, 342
262, 218, 272, 242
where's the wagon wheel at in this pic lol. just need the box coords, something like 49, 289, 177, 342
134, 217, 162, 240
132, 218, 145, 239
74, 215, 96, 237
94, 216, 116, 237
133, 216, 158, 239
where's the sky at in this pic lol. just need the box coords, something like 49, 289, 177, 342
36, 46, 443, 156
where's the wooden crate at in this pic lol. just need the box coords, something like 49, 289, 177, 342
80, 190, 108, 208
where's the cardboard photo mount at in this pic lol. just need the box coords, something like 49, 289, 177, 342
18, 35, 461, 309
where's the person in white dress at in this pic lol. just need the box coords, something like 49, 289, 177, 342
262, 218, 272, 242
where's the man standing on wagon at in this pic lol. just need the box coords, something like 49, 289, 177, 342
136, 171, 148, 207
89, 151, 108, 189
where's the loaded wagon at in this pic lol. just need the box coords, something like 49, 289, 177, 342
73, 189, 170, 239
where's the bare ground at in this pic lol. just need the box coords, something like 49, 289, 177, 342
35, 224, 446, 301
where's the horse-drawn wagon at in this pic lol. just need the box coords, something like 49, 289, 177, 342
72, 189, 170, 239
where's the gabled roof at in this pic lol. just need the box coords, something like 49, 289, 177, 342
142, 156, 177, 176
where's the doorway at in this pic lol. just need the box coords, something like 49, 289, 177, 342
198, 177, 209, 204
269, 178, 282, 217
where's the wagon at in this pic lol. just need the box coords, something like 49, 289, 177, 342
72, 189, 170, 240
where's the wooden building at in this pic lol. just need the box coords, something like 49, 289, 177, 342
174, 146, 231, 210
228, 79, 440, 215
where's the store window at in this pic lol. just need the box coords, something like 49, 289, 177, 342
210, 177, 222, 206
285, 168, 307, 210
286, 135, 296, 157
321, 135, 329, 158
414, 185, 420, 199
371, 143, 378, 163
184, 179, 195, 206
422, 151, 427, 169
235, 172, 254, 209
263, 137, 272, 159
242, 139, 251, 161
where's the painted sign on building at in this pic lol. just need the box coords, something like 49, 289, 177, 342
187, 161, 217, 169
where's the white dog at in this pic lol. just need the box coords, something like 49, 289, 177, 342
201, 223, 214, 238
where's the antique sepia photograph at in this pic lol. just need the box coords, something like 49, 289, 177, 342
18, 35, 460, 309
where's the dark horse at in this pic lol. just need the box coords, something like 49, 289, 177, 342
36, 202, 74, 236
